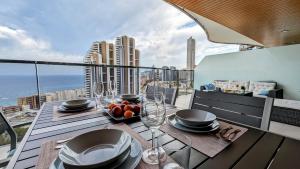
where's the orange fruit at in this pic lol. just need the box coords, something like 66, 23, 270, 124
124, 105, 133, 111
124, 110, 134, 119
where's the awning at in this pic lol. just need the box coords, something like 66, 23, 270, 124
165, 0, 300, 47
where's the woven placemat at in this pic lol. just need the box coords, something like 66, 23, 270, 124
160, 120, 248, 157
35, 123, 169, 169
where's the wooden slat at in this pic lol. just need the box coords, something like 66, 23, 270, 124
14, 156, 38, 169
18, 148, 40, 161
268, 138, 300, 169
192, 103, 211, 112
28, 119, 111, 141
211, 107, 262, 128
166, 0, 300, 47
34, 113, 106, 129
271, 106, 300, 127
194, 97, 264, 117
197, 129, 264, 169
232, 133, 283, 169
22, 123, 112, 151
197, 91, 265, 107
192, 90, 265, 128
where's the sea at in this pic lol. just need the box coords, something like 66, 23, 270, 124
0, 75, 85, 106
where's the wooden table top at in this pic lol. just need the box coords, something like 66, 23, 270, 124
7, 101, 300, 169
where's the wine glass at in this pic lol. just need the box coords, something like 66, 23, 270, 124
140, 94, 166, 165
93, 82, 104, 109
154, 84, 164, 105
108, 80, 117, 103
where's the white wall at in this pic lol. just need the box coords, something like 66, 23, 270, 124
194, 44, 300, 100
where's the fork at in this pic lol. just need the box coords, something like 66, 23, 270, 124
56, 137, 73, 144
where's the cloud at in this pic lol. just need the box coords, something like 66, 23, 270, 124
102, 0, 239, 68
0, 26, 82, 62
0, 0, 239, 69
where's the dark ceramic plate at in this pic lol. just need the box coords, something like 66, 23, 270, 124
50, 138, 142, 169
168, 114, 220, 133
175, 117, 214, 129
58, 129, 132, 168
175, 109, 216, 126
120, 94, 139, 102
57, 103, 94, 113
62, 99, 91, 109
106, 110, 140, 122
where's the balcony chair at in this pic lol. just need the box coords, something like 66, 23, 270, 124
0, 112, 32, 168
270, 99, 300, 128
189, 90, 273, 130
0, 112, 17, 167
145, 85, 178, 105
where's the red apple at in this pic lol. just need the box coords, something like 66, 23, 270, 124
108, 103, 117, 110
133, 105, 141, 115
112, 106, 123, 117
119, 104, 126, 110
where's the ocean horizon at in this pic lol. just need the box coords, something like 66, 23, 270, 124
0, 75, 85, 106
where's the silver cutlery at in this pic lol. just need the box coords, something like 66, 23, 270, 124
55, 144, 64, 150
56, 137, 72, 144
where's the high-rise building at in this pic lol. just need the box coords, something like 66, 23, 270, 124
187, 37, 196, 70
169, 66, 177, 81
161, 66, 169, 81
85, 36, 140, 97
84, 41, 116, 97
115, 36, 140, 94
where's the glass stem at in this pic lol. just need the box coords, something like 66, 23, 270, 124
95, 96, 98, 109
151, 128, 156, 152
112, 91, 115, 103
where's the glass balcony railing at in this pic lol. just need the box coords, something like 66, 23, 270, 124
0, 59, 194, 147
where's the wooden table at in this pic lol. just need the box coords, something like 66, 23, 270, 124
7, 101, 300, 169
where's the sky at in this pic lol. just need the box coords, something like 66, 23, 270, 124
0, 0, 239, 71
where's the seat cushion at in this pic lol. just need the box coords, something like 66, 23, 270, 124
249, 81, 276, 96
213, 80, 229, 90
228, 80, 250, 91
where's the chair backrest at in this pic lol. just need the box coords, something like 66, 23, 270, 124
270, 99, 300, 127
189, 90, 273, 130
145, 85, 178, 105
0, 112, 17, 151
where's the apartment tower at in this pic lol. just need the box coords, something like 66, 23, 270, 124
187, 37, 196, 70
115, 36, 140, 94
84, 41, 116, 97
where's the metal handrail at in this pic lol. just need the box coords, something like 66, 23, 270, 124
0, 59, 194, 72
0, 58, 194, 108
